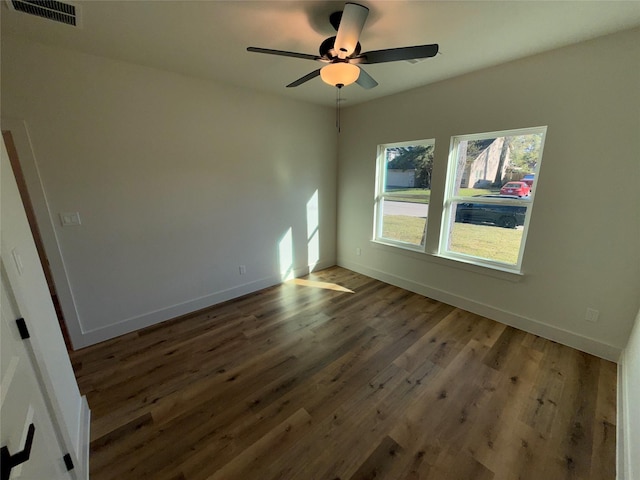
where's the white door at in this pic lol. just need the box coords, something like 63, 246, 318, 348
1, 263, 73, 480
1, 126, 88, 479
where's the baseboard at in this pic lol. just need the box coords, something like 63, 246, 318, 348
73, 259, 335, 348
338, 258, 621, 362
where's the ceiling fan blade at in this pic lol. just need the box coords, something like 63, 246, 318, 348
286, 69, 321, 88
334, 3, 369, 59
247, 47, 321, 61
356, 66, 378, 89
355, 44, 439, 64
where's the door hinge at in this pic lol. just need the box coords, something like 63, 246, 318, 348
63, 453, 74, 471
16, 318, 30, 339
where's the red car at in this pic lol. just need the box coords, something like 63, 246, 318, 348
500, 181, 530, 197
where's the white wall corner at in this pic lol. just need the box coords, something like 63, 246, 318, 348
617, 356, 626, 480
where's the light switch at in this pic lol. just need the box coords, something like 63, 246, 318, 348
60, 212, 81, 227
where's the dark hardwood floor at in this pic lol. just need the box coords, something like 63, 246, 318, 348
70, 267, 616, 480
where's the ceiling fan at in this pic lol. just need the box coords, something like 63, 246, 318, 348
247, 2, 439, 90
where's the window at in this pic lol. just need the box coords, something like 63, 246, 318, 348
440, 127, 546, 270
374, 139, 435, 249
372, 127, 546, 273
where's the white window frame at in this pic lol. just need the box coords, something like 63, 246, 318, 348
438, 126, 547, 273
373, 139, 435, 251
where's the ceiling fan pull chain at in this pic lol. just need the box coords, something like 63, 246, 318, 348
336, 85, 341, 133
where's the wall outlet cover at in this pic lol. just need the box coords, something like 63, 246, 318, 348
585, 307, 600, 322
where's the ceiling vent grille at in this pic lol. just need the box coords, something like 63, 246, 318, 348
8, 0, 79, 26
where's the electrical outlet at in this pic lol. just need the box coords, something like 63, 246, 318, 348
585, 307, 599, 322
239, 265, 246, 275
356, 247, 361, 256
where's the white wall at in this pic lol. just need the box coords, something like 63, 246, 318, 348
1, 37, 337, 348
337, 28, 640, 361
619, 307, 640, 479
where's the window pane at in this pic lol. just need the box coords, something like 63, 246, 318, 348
376, 141, 434, 247
442, 127, 546, 269
454, 133, 542, 197
447, 201, 529, 264
381, 198, 427, 246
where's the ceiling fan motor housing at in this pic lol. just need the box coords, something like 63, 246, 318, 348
320, 36, 361, 61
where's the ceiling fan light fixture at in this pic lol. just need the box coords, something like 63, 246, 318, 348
320, 62, 360, 87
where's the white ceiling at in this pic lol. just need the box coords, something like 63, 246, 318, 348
2, 1, 640, 107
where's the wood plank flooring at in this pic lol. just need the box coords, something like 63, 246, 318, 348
70, 267, 617, 480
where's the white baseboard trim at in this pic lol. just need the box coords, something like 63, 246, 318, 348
338, 258, 621, 362
73, 260, 335, 348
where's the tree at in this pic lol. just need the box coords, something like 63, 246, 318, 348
493, 137, 511, 187
508, 134, 542, 172
387, 145, 434, 188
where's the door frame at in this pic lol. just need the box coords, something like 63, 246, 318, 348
3, 129, 73, 351
1, 118, 84, 349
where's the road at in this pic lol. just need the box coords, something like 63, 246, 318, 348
384, 200, 429, 217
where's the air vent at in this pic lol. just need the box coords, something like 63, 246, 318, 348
8, 0, 79, 26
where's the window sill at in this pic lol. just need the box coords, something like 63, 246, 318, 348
371, 238, 425, 253
369, 239, 523, 282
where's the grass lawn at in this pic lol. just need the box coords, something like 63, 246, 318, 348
381, 215, 426, 245
382, 215, 522, 264
386, 188, 497, 204
449, 222, 522, 264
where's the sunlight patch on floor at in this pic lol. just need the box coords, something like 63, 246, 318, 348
289, 278, 354, 293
